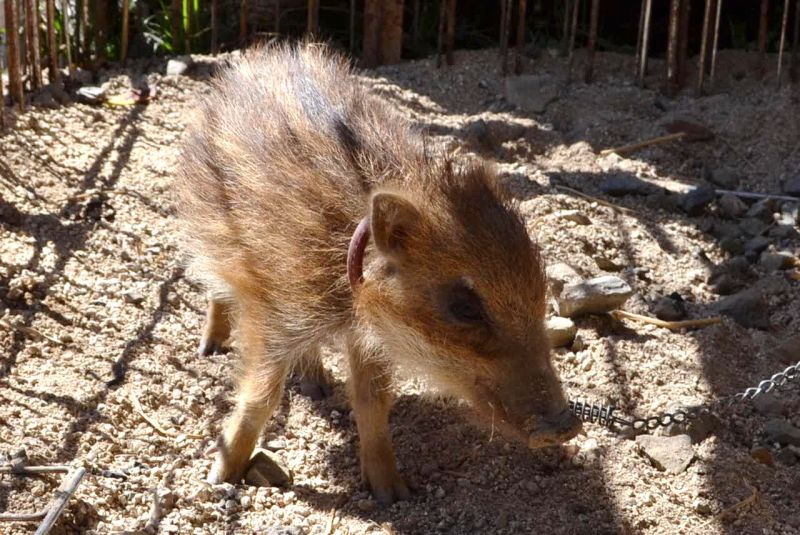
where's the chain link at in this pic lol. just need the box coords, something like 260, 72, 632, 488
569, 359, 800, 431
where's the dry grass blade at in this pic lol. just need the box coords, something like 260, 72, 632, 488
611, 310, 722, 330
326, 508, 338, 535
130, 393, 204, 439
554, 185, 637, 214
0, 318, 70, 346
600, 132, 686, 156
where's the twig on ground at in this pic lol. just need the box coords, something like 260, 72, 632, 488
714, 189, 800, 203
34, 467, 86, 535
610, 310, 722, 330
700, 480, 760, 529
554, 185, 636, 215
130, 393, 204, 439
0, 318, 70, 346
144, 488, 161, 533
599, 132, 686, 156
326, 508, 337, 535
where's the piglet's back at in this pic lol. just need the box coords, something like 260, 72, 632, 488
176, 43, 422, 318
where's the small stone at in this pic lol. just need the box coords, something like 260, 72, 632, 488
769, 225, 799, 239
554, 276, 634, 318
123, 290, 145, 305
357, 499, 377, 512
680, 185, 716, 216
712, 289, 770, 329
166, 56, 192, 76
717, 193, 747, 218
264, 526, 304, 535
693, 498, 713, 515
719, 236, 745, 255
434, 487, 446, 499
635, 434, 694, 474
709, 169, 741, 189
783, 176, 800, 197
600, 175, 659, 197
750, 447, 774, 466
554, 209, 591, 225
745, 199, 775, 222
244, 449, 292, 488
266, 439, 287, 451
651, 293, 687, 321
779, 202, 799, 225
593, 255, 624, 272
240, 495, 251, 508
760, 251, 795, 272
546, 262, 582, 295
740, 217, 767, 237
504, 75, 560, 113
546, 316, 577, 347
763, 419, 800, 447
524, 480, 540, 493
744, 236, 771, 259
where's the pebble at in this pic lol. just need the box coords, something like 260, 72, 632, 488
166, 56, 193, 76
739, 217, 767, 237
554, 209, 591, 225
709, 169, 741, 189
759, 251, 795, 272
546, 262, 582, 295
651, 293, 687, 321
680, 185, 716, 216
712, 288, 770, 329
434, 487, 446, 499
357, 499, 377, 512
717, 193, 747, 218
763, 419, 800, 447
553, 276, 634, 317
244, 449, 293, 487
744, 236, 771, 259
545, 316, 577, 347
635, 434, 694, 474
745, 198, 775, 222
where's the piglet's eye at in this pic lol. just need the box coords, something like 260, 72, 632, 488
444, 283, 486, 324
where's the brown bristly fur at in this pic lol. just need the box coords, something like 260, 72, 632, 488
175, 41, 579, 504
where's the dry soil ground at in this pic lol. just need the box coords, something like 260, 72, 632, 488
1, 47, 800, 534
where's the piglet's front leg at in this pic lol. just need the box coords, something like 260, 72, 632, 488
347, 336, 411, 505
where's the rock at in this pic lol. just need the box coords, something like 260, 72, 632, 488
546, 262, 582, 295
357, 499, 377, 512
712, 221, 741, 240
546, 316, 577, 347
593, 255, 624, 272
763, 419, 800, 447
554, 276, 634, 317
635, 434, 694, 474
779, 202, 799, 225
504, 75, 560, 113
769, 224, 799, 240
32, 89, 59, 109
760, 251, 795, 272
464, 119, 490, 144
244, 449, 292, 488
744, 236, 771, 260
600, 175, 658, 197
739, 217, 767, 237
71, 67, 94, 86
651, 293, 686, 321
709, 169, 741, 189
750, 447, 774, 466
719, 236, 745, 255
707, 256, 753, 295
712, 289, 770, 329
264, 527, 305, 535
554, 209, 591, 225
745, 199, 775, 222
75, 86, 107, 104
680, 185, 716, 216
717, 193, 747, 218
123, 290, 145, 305
167, 55, 193, 76
783, 176, 800, 197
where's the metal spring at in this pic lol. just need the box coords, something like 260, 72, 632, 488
568, 399, 618, 428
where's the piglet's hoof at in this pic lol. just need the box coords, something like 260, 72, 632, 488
244, 448, 293, 488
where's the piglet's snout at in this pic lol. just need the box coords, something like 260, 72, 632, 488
527, 409, 582, 449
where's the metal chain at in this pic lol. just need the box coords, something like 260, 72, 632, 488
568, 359, 800, 431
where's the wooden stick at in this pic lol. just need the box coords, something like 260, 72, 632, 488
759, 0, 770, 77
553, 185, 637, 215
792, 0, 799, 80
667, 0, 681, 94
501, 0, 514, 75
562, 0, 572, 57
6, 0, 25, 103
638, 0, 653, 86
710, 0, 722, 87
500, 0, 508, 59
599, 132, 687, 156
436, 0, 446, 67
130, 393, 204, 439
567, 0, 580, 80
446, 0, 456, 65
584, 0, 599, 83
778, 0, 790, 86
34, 468, 86, 535
0, 465, 70, 474
45, 0, 59, 83
0, 51, 4, 128
611, 310, 722, 330
697, 0, 713, 93
121, 0, 131, 61
514, 0, 527, 74
635, 0, 646, 76
61, 0, 73, 75
678, 0, 691, 87
0, 318, 69, 346
307, 0, 320, 34
25, 0, 43, 90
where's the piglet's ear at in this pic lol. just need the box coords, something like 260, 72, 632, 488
370, 191, 421, 261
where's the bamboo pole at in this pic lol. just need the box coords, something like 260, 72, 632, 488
61, 0, 73, 74
24, 0, 43, 89
778, 0, 790, 85
697, 0, 713, 93
500, 0, 508, 57
121, 0, 131, 61
709, 0, 722, 87
635, 0, 646, 76
584, 0, 599, 83
80, 0, 89, 63
567, 0, 580, 79
667, 0, 681, 94
211, 0, 219, 53
759, 0, 769, 77
446, 0, 456, 65
308, 0, 319, 34
678, 0, 691, 87
4, 0, 24, 111
638, 0, 653, 86
515, 0, 528, 74
45, 0, 60, 83
436, 0, 446, 67
793, 0, 800, 80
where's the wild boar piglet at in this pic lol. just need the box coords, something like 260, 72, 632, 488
176, 42, 581, 504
